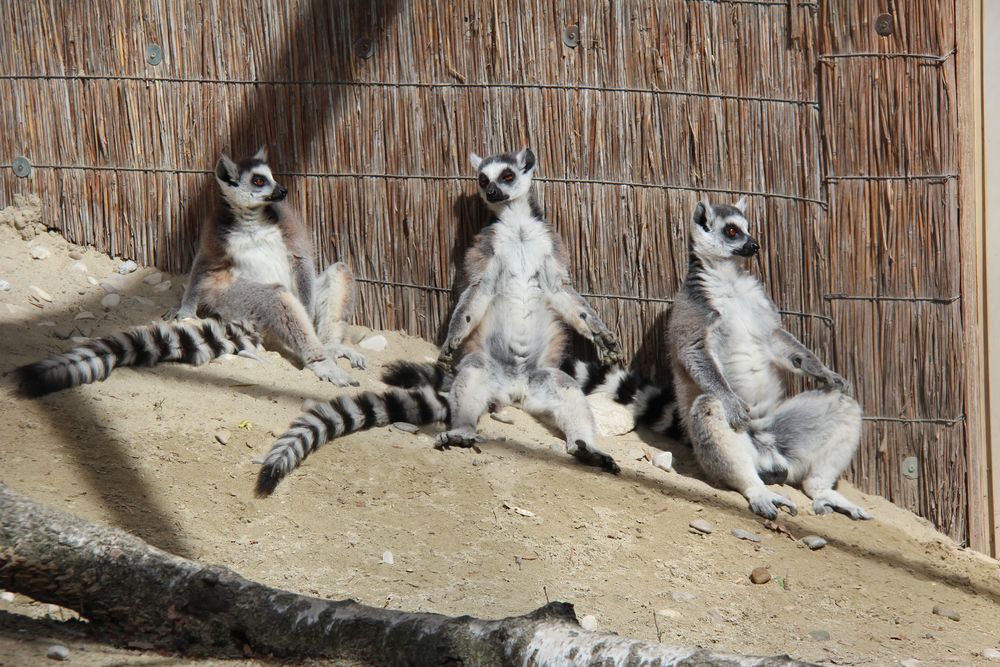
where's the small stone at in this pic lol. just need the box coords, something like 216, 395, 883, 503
392, 422, 419, 434
655, 608, 682, 620
68, 250, 83, 260
750, 567, 771, 584
29, 286, 53, 302
0, 279, 10, 291
0, 591, 13, 602
932, 605, 960, 622
706, 608, 726, 625
801, 535, 827, 550
86, 276, 99, 286
143, 271, 164, 285
579, 614, 599, 632
101, 293, 121, 309
652, 451, 673, 471
731, 528, 762, 543
100, 277, 124, 294
689, 519, 714, 535
587, 392, 635, 436
382, 550, 394, 565
68, 261, 88, 274
133, 295, 155, 306
117, 259, 139, 274
359, 334, 388, 351
153, 280, 173, 293
46, 645, 70, 661
30, 245, 51, 260
900, 660, 921, 667
809, 629, 831, 641
670, 590, 697, 603
214, 429, 231, 445
490, 409, 515, 424
982, 648, 1000, 661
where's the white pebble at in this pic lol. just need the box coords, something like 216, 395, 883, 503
153, 280, 173, 293
801, 535, 827, 550
46, 645, 70, 661
30, 245, 51, 260
29, 285, 53, 302
101, 293, 121, 309
86, 276, 99, 286
670, 590, 697, 603
359, 334, 388, 351
74, 311, 95, 320
143, 271, 164, 285
0, 591, 13, 602
68, 261, 88, 274
133, 295, 155, 306
731, 528, 762, 543
655, 608, 682, 620
899, 660, 921, 667
392, 422, 419, 434
100, 277, 124, 294
652, 451, 673, 471
382, 550, 395, 565
117, 259, 139, 274
68, 250, 83, 260
982, 648, 1000, 661
0, 279, 10, 291
214, 429, 231, 445
579, 614, 599, 632
689, 519, 714, 535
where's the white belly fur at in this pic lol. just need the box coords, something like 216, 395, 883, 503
226, 224, 293, 290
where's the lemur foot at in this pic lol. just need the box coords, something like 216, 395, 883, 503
308, 359, 359, 387
435, 429, 485, 450
329, 345, 368, 369
746, 487, 797, 520
568, 440, 621, 474
163, 305, 197, 321
812, 491, 872, 520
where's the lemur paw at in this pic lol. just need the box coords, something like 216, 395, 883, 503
330, 346, 368, 370
163, 306, 196, 321
812, 495, 872, 520
308, 359, 358, 387
595, 332, 624, 366
568, 440, 621, 474
746, 487, 797, 520
822, 371, 852, 396
435, 429, 485, 450
724, 397, 752, 432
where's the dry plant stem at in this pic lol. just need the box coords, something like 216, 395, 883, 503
0, 484, 809, 666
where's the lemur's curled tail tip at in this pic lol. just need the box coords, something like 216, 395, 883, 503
381, 360, 447, 388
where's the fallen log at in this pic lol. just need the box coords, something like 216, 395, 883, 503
0, 484, 809, 666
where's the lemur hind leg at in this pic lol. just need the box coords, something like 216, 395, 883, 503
522, 368, 620, 473
314, 262, 367, 369
213, 281, 357, 386
772, 390, 870, 520
688, 394, 797, 519
436, 352, 498, 449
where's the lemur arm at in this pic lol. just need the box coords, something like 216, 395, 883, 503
291, 255, 316, 322
546, 284, 623, 366
675, 322, 751, 431
167, 251, 209, 320
771, 329, 851, 394
438, 280, 493, 368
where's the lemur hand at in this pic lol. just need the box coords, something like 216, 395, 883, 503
594, 331, 624, 366
163, 305, 196, 321
821, 370, 852, 396
723, 394, 752, 432
437, 339, 460, 370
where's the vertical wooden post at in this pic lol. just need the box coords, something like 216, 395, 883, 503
956, 0, 991, 555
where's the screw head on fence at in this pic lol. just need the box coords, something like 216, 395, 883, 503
146, 43, 163, 66
874, 14, 894, 37
353, 37, 374, 59
562, 24, 580, 49
12, 156, 32, 178
902, 456, 918, 480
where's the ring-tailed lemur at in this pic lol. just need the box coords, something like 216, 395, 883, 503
15, 149, 365, 397
254, 148, 683, 496
668, 197, 870, 520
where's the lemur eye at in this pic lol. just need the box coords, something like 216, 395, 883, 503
724, 224, 740, 239
478, 174, 489, 188
252, 175, 267, 187
501, 169, 515, 183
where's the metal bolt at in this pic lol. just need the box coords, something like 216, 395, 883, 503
874, 14, 894, 37
146, 43, 163, 66
562, 24, 580, 49
12, 156, 32, 178
353, 36, 374, 59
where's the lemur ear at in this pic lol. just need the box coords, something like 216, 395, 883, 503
215, 154, 239, 185
735, 195, 748, 213
692, 201, 711, 232
469, 152, 483, 172
253, 145, 268, 162
518, 148, 536, 174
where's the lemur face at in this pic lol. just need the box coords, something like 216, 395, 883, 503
468, 148, 536, 205
690, 197, 759, 261
215, 147, 288, 209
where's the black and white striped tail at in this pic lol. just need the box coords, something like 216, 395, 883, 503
560, 359, 684, 439
381, 360, 449, 389
14, 318, 262, 398
255, 385, 449, 496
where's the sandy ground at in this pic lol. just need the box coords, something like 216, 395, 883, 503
2, 209, 1000, 667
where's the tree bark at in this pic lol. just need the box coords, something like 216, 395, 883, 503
0, 484, 810, 666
